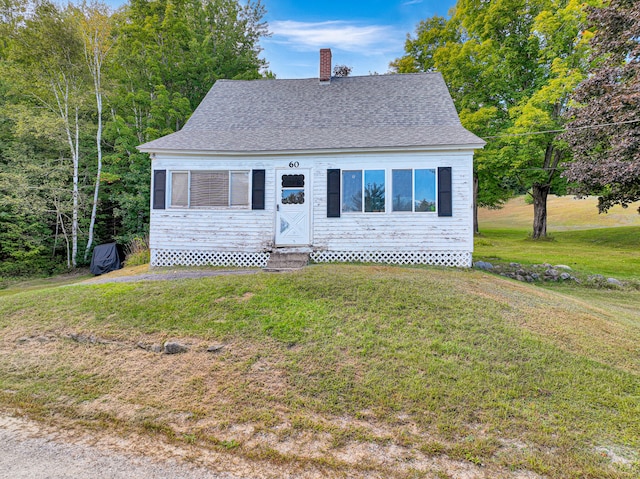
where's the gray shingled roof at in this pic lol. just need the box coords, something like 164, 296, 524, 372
138, 73, 485, 153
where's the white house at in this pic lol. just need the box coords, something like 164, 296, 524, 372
138, 49, 485, 268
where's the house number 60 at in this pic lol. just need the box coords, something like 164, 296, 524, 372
289, 161, 299, 168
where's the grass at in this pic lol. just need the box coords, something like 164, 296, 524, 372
479, 195, 640, 231
0, 265, 639, 478
0, 194, 638, 477
476, 196, 640, 280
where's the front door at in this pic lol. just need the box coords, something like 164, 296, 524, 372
275, 169, 311, 246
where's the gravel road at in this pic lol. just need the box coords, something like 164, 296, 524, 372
0, 415, 249, 479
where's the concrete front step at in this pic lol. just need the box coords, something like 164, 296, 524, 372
264, 252, 310, 272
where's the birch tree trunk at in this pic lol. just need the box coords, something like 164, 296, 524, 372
79, 2, 112, 260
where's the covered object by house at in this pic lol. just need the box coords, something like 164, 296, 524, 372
138, 49, 485, 268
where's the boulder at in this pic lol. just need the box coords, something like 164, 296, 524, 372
163, 341, 188, 354
474, 261, 494, 271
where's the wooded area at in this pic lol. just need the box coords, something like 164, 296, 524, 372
1, 0, 638, 277
0, 0, 269, 276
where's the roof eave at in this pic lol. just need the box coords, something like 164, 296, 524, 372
138, 143, 486, 157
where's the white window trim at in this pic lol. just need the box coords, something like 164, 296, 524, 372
391, 168, 438, 214
340, 167, 439, 215
168, 169, 251, 210
341, 169, 387, 214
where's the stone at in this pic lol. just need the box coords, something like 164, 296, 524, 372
509, 262, 521, 268
606, 278, 623, 286
163, 341, 188, 354
474, 261, 493, 271
560, 272, 571, 281
588, 274, 604, 282
207, 344, 225, 353
530, 273, 540, 281
151, 344, 163, 353
555, 265, 572, 271
515, 274, 526, 282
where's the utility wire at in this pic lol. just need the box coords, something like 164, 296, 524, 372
481, 118, 640, 140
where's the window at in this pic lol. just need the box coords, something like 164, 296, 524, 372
392, 169, 436, 212
342, 170, 385, 213
170, 170, 249, 208
281, 174, 305, 205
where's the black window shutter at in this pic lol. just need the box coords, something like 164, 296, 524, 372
438, 167, 452, 217
252, 169, 266, 210
153, 170, 166, 210
327, 169, 341, 217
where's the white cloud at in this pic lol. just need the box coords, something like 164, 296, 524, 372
402, 0, 424, 5
270, 20, 399, 54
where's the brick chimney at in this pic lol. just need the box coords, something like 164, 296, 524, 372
319, 48, 332, 83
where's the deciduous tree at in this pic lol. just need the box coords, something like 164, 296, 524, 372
563, 0, 640, 213
392, 0, 601, 238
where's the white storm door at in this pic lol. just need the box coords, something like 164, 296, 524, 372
275, 169, 311, 246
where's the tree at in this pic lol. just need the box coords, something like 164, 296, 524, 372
8, 0, 89, 266
563, 0, 640, 213
74, 0, 114, 260
333, 65, 352, 77
392, 0, 600, 238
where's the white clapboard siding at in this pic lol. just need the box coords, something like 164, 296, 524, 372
149, 149, 475, 265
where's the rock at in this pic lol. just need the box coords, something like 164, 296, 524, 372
544, 268, 559, 280
474, 261, 493, 271
560, 272, 571, 281
530, 273, 540, 281
525, 275, 534, 283
16, 337, 29, 343
151, 344, 163, 353
555, 265, 572, 271
207, 344, 225, 353
515, 274, 526, 282
588, 274, 604, 282
606, 278, 623, 286
163, 341, 188, 354
509, 262, 521, 268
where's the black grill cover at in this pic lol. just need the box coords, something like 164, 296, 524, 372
90, 243, 125, 275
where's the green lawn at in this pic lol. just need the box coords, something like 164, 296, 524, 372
474, 226, 640, 280
0, 265, 638, 478
475, 195, 640, 280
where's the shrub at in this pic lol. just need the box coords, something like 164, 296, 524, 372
124, 236, 150, 266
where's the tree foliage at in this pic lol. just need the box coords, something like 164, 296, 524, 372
0, 0, 269, 276
392, 0, 601, 238
563, 0, 640, 213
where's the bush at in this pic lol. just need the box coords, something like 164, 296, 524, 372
124, 236, 150, 266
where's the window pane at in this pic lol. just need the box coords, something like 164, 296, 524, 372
392, 170, 412, 211
230, 171, 249, 206
282, 189, 304, 204
415, 169, 436, 212
171, 172, 188, 207
364, 170, 385, 212
342, 170, 362, 212
191, 171, 228, 207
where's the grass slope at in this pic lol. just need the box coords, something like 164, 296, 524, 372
479, 195, 640, 231
1, 266, 639, 478
476, 196, 640, 280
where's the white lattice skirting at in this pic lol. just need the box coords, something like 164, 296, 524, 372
310, 251, 472, 267
151, 249, 472, 268
152, 250, 270, 268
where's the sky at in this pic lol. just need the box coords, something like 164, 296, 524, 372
261, 0, 456, 78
